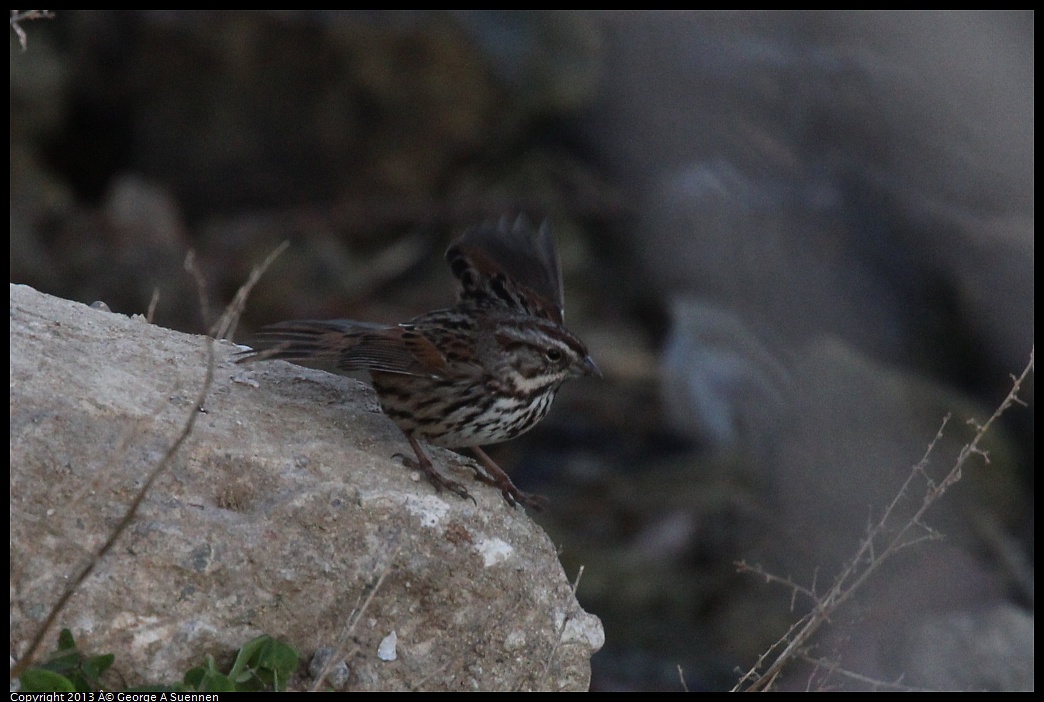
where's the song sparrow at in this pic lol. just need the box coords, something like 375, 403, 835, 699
237, 216, 598, 509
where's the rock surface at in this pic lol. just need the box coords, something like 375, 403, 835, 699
10, 283, 602, 691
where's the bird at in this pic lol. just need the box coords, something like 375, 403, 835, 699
236, 216, 598, 509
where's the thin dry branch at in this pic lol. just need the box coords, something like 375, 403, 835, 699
797, 653, 933, 692
10, 337, 218, 682
732, 349, 1034, 692
212, 240, 289, 341
11, 242, 290, 684
534, 565, 586, 690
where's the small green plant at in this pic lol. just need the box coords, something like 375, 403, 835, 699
182, 635, 299, 692
16, 630, 299, 693
17, 628, 115, 692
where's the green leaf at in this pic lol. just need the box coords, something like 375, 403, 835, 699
196, 670, 236, 692
84, 653, 116, 678
19, 669, 76, 693
183, 666, 206, 689
41, 650, 80, 672
57, 628, 77, 651
228, 634, 269, 680
259, 638, 299, 675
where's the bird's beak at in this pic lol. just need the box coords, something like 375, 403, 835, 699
577, 355, 601, 378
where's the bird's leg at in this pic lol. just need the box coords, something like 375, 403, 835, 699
466, 447, 548, 512
396, 433, 474, 503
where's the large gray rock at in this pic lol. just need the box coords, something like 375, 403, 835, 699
10, 284, 602, 691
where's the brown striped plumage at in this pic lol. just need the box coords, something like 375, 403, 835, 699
237, 217, 597, 509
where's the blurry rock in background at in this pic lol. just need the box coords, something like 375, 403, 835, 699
575, 10, 1032, 690
661, 295, 791, 455
9, 10, 611, 330
9, 10, 1033, 691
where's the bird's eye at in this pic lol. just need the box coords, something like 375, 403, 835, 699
545, 348, 564, 363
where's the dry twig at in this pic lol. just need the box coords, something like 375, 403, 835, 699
732, 350, 1034, 691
